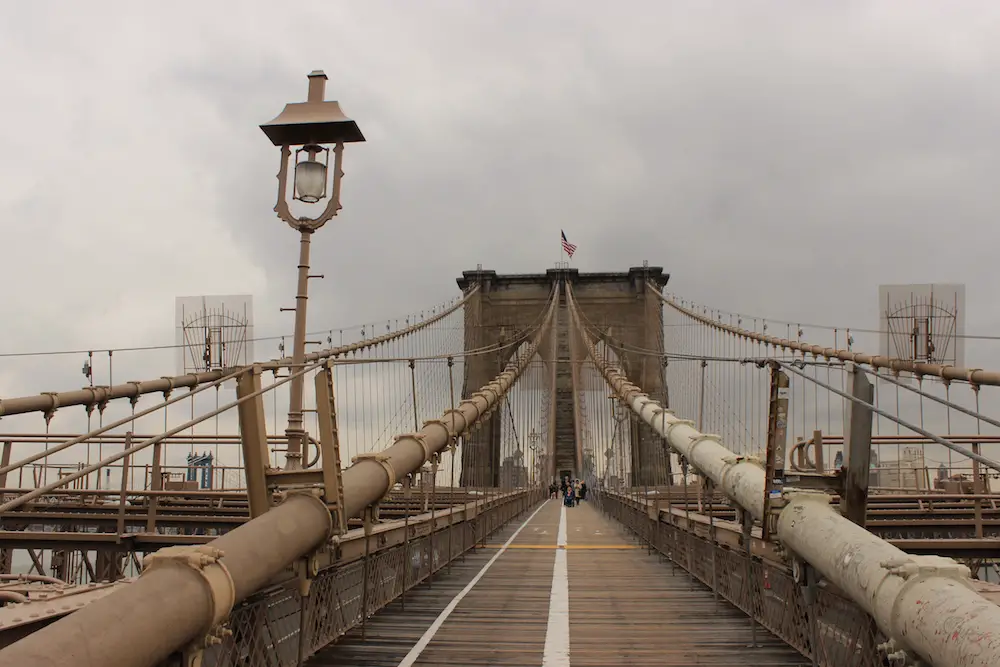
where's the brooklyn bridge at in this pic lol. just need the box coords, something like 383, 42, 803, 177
2, 22, 1000, 667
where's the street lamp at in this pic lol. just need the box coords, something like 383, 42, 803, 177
260, 70, 365, 469
528, 429, 541, 484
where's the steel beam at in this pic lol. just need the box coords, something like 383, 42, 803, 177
841, 366, 874, 526
235, 367, 271, 518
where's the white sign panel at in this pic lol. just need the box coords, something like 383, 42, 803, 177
878, 284, 965, 368
175, 295, 254, 376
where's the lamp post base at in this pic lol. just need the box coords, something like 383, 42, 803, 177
284, 429, 306, 470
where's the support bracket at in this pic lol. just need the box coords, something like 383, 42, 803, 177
296, 551, 322, 597
394, 432, 432, 464
314, 361, 346, 534
363, 503, 380, 534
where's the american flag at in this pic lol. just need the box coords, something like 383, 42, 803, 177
560, 230, 577, 258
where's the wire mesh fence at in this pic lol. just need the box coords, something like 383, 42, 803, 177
600, 490, 885, 667
191, 490, 539, 667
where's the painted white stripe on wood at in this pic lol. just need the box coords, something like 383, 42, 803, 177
396, 500, 550, 667
543, 503, 570, 666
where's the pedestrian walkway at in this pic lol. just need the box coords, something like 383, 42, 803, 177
308, 499, 805, 666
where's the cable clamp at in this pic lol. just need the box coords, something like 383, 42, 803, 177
422, 418, 453, 442
352, 452, 397, 496
127, 381, 143, 407
688, 434, 724, 463
141, 545, 235, 631
160, 376, 176, 400
664, 419, 694, 440
441, 409, 465, 434
41, 392, 60, 425
394, 432, 433, 464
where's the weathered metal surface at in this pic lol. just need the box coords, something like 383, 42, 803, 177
0, 580, 126, 649
777, 493, 1000, 666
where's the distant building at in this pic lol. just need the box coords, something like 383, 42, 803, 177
499, 453, 527, 489
876, 447, 927, 490
186, 452, 214, 490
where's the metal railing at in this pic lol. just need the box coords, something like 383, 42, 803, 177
598, 490, 883, 667
195, 489, 541, 667
569, 283, 1000, 667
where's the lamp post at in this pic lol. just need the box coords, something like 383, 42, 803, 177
611, 396, 627, 486
528, 429, 541, 485
260, 70, 365, 469
512, 447, 524, 488
583, 446, 594, 481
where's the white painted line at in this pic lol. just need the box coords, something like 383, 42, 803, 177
543, 504, 570, 666
396, 500, 551, 667
557, 503, 567, 547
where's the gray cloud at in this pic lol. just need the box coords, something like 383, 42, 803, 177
3, 1, 1000, 438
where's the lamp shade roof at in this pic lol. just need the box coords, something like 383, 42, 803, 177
260, 100, 365, 146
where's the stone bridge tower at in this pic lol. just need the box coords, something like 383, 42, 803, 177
457, 266, 669, 487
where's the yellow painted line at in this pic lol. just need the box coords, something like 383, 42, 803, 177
482, 544, 640, 550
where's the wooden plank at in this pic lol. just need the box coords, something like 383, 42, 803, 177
308, 501, 805, 666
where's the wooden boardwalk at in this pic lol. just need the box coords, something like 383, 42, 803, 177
308, 500, 806, 666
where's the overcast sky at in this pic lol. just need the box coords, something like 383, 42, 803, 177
3, 0, 1000, 403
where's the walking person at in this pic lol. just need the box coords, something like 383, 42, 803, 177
564, 483, 576, 507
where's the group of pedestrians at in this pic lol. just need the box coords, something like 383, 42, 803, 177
548, 477, 587, 507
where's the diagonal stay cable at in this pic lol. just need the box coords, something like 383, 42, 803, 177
0, 360, 322, 512
854, 365, 1000, 432
777, 360, 1000, 474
